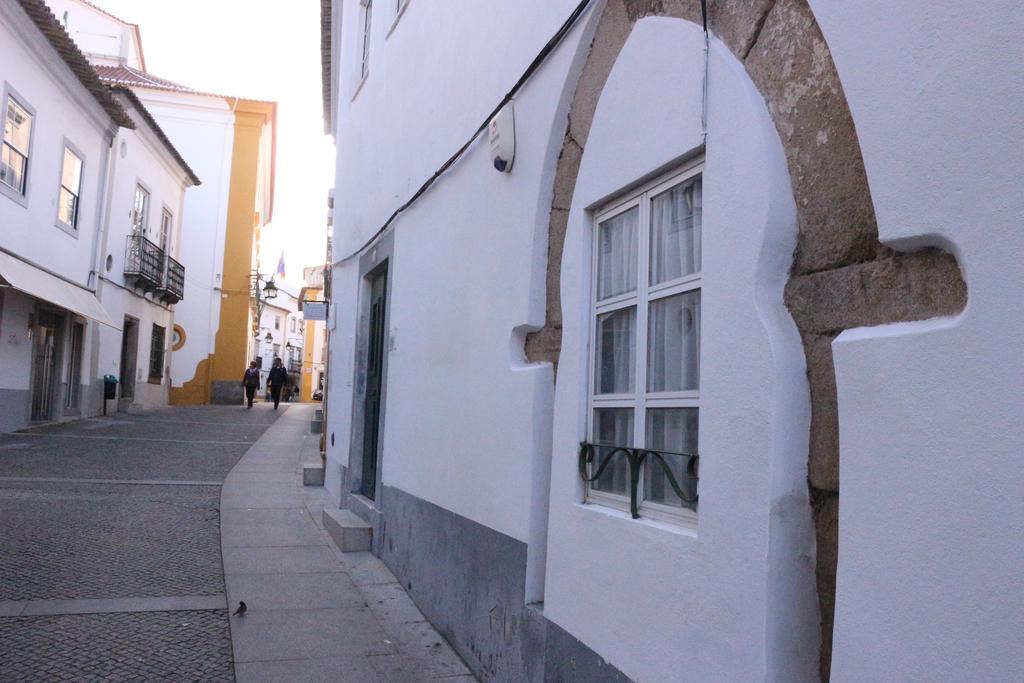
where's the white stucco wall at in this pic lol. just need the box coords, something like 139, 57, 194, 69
325, 0, 593, 559
0, 1, 118, 429
135, 91, 235, 391
543, 19, 816, 682
331, 0, 585, 261
0, 4, 112, 289
809, 2, 1024, 680
94, 98, 191, 410
45, 0, 144, 71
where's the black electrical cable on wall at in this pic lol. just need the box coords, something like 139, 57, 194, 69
338, 0, 596, 265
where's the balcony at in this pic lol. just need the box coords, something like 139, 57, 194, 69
287, 359, 302, 373
124, 234, 185, 304
159, 255, 185, 304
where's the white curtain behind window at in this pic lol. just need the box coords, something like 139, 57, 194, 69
597, 207, 638, 300
650, 178, 702, 285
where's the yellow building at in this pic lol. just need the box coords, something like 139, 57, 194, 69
61, 0, 278, 404
299, 266, 328, 402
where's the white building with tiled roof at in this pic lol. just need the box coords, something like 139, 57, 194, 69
47, 0, 278, 407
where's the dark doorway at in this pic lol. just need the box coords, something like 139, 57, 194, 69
360, 267, 387, 500
31, 310, 63, 421
119, 317, 139, 408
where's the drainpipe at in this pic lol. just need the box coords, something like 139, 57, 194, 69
89, 128, 118, 291
85, 127, 119, 415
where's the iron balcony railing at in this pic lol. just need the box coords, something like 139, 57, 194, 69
159, 254, 185, 304
578, 442, 699, 519
124, 233, 164, 291
288, 359, 302, 373
124, 234, 185, 304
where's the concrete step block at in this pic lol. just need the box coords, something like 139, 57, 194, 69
322, 507, 372, 553
310, 419, 324, 434
303, 464, 325, 487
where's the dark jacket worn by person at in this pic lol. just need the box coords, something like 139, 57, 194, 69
268, 366, 288, 388
243, 368, 260, 388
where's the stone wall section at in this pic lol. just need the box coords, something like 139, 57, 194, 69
525, 0, 967, 678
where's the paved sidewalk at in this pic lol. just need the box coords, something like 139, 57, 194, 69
221, 404, 474, 682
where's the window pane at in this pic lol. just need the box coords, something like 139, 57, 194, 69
61, 148, 82, 192
644, 408, 698, 508
647, 290, 700, 392
650, 177, 701, 285
592, 408, 633, 497
1, 144, 26, 193
133, 187, 149, 232
595, 306, 635, 394
4, 99, 32, 153
596, 206, 638, 300
58, 187, 78, 227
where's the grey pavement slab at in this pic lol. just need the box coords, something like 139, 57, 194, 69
230, 606, 397, 662
226, 572, 365, 611
18, 594, 226, 616
222, 520, 327, 548
223, 545, 343, 575
222, 405, 475, 681
235, 654, 384, 683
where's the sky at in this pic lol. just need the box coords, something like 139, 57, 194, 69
93, 0, 335, 296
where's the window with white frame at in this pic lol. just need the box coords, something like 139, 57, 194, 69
57, 147, 83, 229
132, 184, 149, 234
586, 163, 703, 523
159, 208, 172, 252
359, 0, 373, 80
1, 96, 32, 195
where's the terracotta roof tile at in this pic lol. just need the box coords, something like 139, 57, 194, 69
14, 0, 133, 129
321, 0, 333, 134
94, 64, 275, 104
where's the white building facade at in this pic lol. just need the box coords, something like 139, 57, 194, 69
93, 88, 198, 412
0, 0, 132, 432
47, 0, 277, 406
319, 1, 1020, 682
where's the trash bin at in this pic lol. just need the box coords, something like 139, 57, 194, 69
103, 375, 118, 400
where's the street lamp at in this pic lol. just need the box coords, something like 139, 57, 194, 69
262, 278, 278, 299
264, 331, 273, 343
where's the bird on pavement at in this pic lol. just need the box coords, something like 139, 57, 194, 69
233, 601, 247, 616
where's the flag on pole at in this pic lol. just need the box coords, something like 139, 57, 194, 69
276, 251, 286, 280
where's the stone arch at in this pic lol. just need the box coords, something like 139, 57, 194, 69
525, 0, 967, 678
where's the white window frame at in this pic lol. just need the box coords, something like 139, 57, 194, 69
0, 86, 36, 206
386, 0, 410, 38
55, 139, 85, 234
159, 206, 173, 252
586, 159, 704, 527
358, 0, 373, 83
131, 183, 150, 235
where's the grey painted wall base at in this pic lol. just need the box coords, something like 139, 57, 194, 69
370, 483, 631, 683
0, 388, 31, 433
209, 380, 243, 405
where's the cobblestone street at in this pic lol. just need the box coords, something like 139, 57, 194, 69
0, 405, 281, 681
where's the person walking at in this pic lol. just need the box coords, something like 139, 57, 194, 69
241, 361, 260, 409
267, 357, 288, 410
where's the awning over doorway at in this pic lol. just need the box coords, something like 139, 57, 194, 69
0, 251, 119, 329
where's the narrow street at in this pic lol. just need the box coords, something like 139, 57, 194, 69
0, 404, 278, 679
0, 404, 472, 681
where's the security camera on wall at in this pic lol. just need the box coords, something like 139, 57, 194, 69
489, 103, 515, 173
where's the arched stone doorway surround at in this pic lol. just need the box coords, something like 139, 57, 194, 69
526, 1, 967, 678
